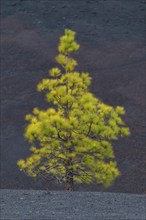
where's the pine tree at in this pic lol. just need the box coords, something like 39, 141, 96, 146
17, 30, 130, 191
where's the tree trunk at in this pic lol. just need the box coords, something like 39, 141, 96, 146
65, 160, 74, 191
66, 168, 74, 191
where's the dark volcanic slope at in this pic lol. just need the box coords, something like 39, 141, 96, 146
0, 0, 145, 193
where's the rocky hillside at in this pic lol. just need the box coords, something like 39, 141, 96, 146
0, 0, 145, 193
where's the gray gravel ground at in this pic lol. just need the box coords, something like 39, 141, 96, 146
0, 190, 145, 220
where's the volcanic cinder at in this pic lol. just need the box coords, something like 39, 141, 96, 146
0, 0, 145, 194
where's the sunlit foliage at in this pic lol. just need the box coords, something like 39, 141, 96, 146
17, 30, 130, 190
